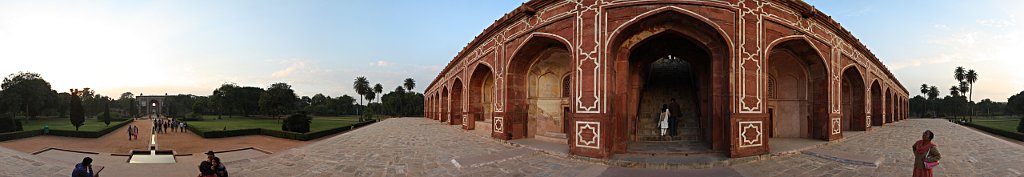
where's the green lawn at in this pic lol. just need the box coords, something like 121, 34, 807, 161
186, 115, 364, 132
21, 118, 128, 132
972, 119, 1022, 134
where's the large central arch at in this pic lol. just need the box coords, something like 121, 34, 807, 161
609, 10, 731, 153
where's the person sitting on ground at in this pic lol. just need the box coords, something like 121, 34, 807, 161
198, 160, 216, 177
72, 157, 101, 177
212, 157, 228, 177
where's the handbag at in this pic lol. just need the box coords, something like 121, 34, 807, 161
924, 147, 939, 169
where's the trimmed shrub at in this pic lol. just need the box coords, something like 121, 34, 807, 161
0, 113, 22, 133
282, 112, 312, 133
1018, 116, 1024, 133
188, 120, 378, 141
0, 130, 41, 142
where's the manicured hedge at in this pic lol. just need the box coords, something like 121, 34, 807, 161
47, 119, 134, 138
188, 120, 377, 141
0, 130, 42, 142
966, 122, 1024, 141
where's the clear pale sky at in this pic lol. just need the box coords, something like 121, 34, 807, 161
1, 0, 1021, 102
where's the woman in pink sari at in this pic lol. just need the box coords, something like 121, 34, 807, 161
912, 130, 941, 177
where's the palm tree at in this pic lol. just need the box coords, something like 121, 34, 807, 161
373, 83, 383, 104
949, 86, 959, 97
920, 84, 929, 97
966, 69, 978, 122
353, 76, 369, 114
954, 66, 966, 83
404, 78, 416, 92
928, 86, 939, 99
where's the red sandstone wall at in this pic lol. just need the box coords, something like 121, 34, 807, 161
424, 0, 910, 158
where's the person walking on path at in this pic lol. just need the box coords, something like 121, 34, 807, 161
668, 98, 682, 137
912, 130, 941, 177
658, 104, 670, 141
127, 125, 133, 141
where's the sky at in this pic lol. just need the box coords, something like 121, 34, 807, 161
807, 0, 1024, 101
0, 0, 1021, 102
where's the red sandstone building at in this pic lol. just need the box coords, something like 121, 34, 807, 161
424, 0, 908, 158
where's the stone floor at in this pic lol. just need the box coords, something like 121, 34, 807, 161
732, 119, 1024, 177
2, 118, 1023, 176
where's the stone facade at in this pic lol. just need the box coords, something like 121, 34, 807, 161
424, 0, 909, 158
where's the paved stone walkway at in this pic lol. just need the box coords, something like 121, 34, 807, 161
231, 118, 609, 177
732, 119, 1024, 177
0, 144, 69, 177
3, 118, 1023, 176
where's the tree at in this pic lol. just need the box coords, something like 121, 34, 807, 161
954, 66, 966, 84
966, 69, 978, 122
259, 83, 297, 119
949, 86, 960, 97
102, 101, 111, 126
404, 78, 416, 92
365, 91, 376, 110
211, 83, 236, 119
353, 76, 370, 115
118, 92, 137, 118
978, 99, 994, 116
928, 86, 939, 100
336, 95, 356, 115
920, 84, 929, 97
373, 83, 383, 104
1008, 91, 1024, 116
70, 89, 85, 131
1, 72, 55, 119
235, 86, 264, 117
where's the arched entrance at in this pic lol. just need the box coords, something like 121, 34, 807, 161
870, 81, 882, 126
766, 39, 828, 141
450, 79, 464, 126
441, 87, 449, 123
468, 64, 495, 130
886, 89, 893, 124
610, 11, 730, 153
506, 36, 572, 142
841, 67, 867, 131
148, 100, 161, 117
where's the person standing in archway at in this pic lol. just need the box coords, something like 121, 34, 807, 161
668, 98, 682, 138
658, 104, 670, 141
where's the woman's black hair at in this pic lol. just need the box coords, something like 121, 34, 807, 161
661, 104, 669, 111
212, 157, 221, 164
924, 130, 934, 140
200, 161, 214, 175
81, 157, 92, 166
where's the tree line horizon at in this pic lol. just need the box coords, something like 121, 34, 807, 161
0, 71, 424, 133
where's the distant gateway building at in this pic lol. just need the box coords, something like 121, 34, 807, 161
136, 93, 173, 117
425, 0, 908, 158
